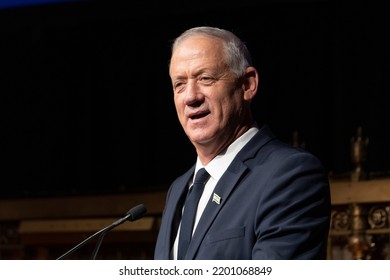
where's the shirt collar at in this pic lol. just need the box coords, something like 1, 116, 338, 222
194, 125, 259, 182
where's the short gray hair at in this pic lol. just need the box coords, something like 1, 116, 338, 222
171, 26, 253, 78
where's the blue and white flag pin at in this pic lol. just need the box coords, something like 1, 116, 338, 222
212, 193, 221, 204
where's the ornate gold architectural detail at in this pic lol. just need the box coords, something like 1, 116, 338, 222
329, 126, 390, 259
350, 126, 369, 182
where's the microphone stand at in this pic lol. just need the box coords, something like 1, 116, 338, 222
56, 204, 146, 260
91, 231, 107, 260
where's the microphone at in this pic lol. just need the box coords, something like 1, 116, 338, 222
56, 203, 147, 260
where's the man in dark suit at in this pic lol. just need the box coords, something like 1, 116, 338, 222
154, 26, 331, 260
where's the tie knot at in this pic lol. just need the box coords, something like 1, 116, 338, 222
193, 168, 210, 186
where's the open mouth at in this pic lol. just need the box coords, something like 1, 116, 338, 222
190, 111, 209, 120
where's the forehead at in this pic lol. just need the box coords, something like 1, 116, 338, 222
170, 35, 225, 73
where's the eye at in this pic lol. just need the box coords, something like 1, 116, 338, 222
199, 76, 215, 85
173, 81, 186, 92
199, 76, 211, 81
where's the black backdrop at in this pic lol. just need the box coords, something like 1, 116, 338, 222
1, 0, 389, 198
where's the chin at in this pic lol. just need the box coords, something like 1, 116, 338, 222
189, 133, 215, 146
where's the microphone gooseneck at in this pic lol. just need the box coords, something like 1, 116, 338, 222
56, 203, 147, 260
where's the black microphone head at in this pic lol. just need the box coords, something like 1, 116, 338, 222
127, 204, 147, 221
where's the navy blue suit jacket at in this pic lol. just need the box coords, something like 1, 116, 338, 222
154, 125, 331, 259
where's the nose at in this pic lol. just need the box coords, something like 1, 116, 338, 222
184, 80, 203, 106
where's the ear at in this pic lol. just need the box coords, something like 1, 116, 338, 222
242, 66, 259, 101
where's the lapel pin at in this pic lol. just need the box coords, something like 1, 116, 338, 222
212, 193, 221, 204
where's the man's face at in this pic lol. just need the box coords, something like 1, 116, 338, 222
169, 35, 244, 152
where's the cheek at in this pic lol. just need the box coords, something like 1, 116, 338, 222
174, 96, 183, 112
174, 101, 186, 123
219, 96, 238, 117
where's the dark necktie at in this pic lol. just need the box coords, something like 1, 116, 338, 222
177, 168, 210, 259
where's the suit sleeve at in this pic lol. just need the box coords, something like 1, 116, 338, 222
253, 151, 331, 259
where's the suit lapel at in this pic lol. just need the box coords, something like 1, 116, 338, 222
184, 125, 276, 259
161, 167, 195, 258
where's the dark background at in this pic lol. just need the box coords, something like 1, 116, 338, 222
1, 0, 389, 198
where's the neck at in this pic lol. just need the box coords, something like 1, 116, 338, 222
195, 123, 254, 165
